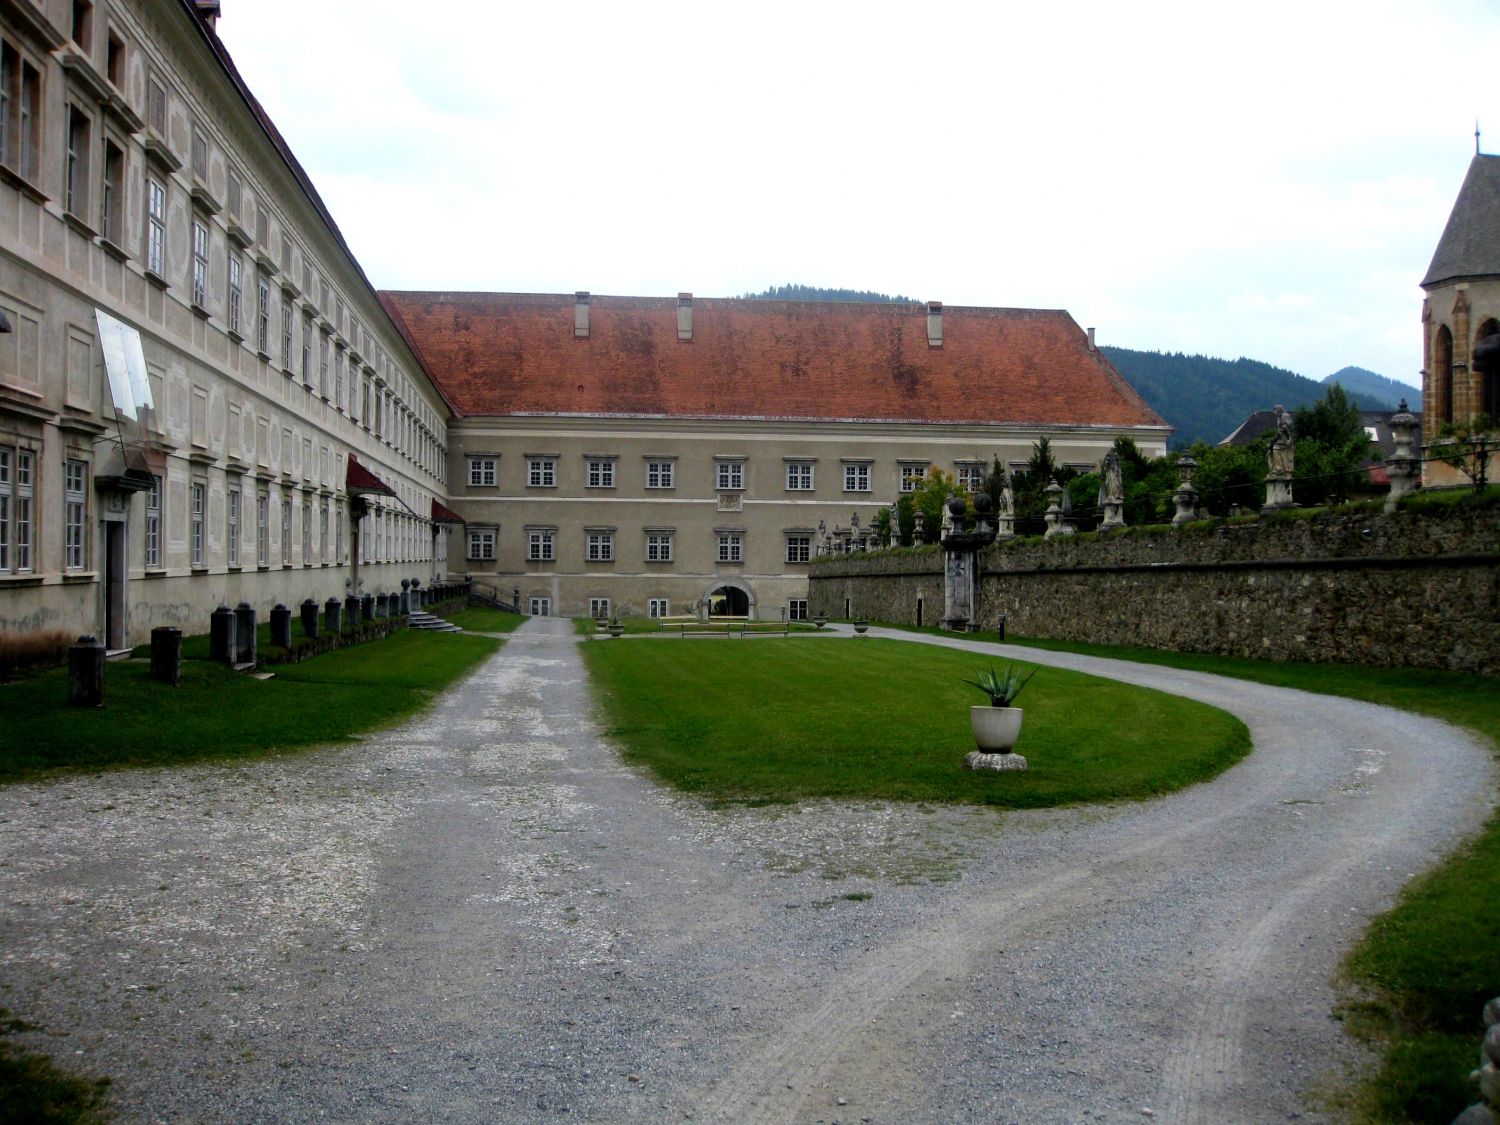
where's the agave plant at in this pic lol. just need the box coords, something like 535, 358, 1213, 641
962, 663, 1036, 707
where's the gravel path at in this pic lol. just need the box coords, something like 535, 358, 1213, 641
0, 618, 1493, 1124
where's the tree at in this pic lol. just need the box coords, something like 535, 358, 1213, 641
1292, 385, 1373, 505
1430, 416, 1496, 490
1009, 437, 1076, 531
891, 468, 967, 545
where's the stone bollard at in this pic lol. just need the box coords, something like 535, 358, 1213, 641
150, 627, 182, 687
300, 598, 320, 639
325, 597, 343, 635
362, 593, 375, 623
234, 601, 257, 666
400, 578, 411, 615
345, 594, 360, 627
270, 603, 292, 648
68, 635, 106, 707
209, 604, 237, 664
375, 592, 388, 620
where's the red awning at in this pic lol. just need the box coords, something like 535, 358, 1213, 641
430, 498, 466, 525
346, 453, 396, 497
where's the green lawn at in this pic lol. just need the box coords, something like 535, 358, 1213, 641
580, 636, 1248, 807
982, 633, 1500, 1125
0, 629, 501, 781
440, 607, 526, 632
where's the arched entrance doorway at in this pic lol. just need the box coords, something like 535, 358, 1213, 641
701, 579, 756, 619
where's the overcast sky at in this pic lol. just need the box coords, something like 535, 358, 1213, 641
217, 1, 1500, 391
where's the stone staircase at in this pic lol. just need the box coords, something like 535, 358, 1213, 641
408, 609, 464, 633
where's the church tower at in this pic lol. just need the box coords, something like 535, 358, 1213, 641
1421, 152, 1500, 484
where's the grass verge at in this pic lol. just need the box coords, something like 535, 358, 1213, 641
580, 636, 1248, 807
0, 1009, 109, 1124
981, 632, 1500, 1125
440, 607, 526, 632
0, 629, 501, 781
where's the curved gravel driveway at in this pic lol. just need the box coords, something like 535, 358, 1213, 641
0, 617, 1492, 1124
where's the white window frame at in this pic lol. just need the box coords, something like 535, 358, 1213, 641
786, 461, 814, 491
785, 534, 811, 564
586, 530, 614, 561
256, 491, 269, 566
467, 527, 496, 561
645, 531, 673, 562
527, 529, 555, 561
227, 487, 240, 566
228, 254, 242, 336
256, 277, 270, 353
843, 463, 871, 492
191, 219, 208, 308
788, 599, 808, 621
468, 457, 496, 487
645, 460, 675, 489
144, 475, 162, 569
281, 498, 292, 564
647, 598, 670, 619
302, 497, 312, 563
900, 464, 928, 493
589, 597, 611, 619
716, 460, 744, 491
190, 481, 204, 567
527, 457, 556, 488
955, 463, 986, 491
529, 596, 551, 617
145, 176, 165, 276
586, 458, 615, 488
64, 459, 87, 570
0, 445, 34, 574
717, 533, 743, 563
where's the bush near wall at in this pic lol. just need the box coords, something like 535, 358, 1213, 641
810, 505, 1500, 675
0, 629, 76, 680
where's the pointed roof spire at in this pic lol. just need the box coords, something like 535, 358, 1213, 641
1421, 152, 1500, 288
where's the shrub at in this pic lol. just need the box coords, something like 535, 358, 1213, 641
0, 629, 75, 679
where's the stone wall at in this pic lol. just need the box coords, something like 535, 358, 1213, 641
809, 507, 1500, 676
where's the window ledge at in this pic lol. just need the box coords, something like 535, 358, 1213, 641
227, 327, 245, 345
63, 211, 98, 238
99, 236, 129, 262
62, 571, 98, 583
143, 568, 167, 578
0, 164, 48, 203
144, 269, 169, 291
191, 302, 211, 320
191, 566, 209, 575
0, 574, 43, 587
227, 566, 242, 573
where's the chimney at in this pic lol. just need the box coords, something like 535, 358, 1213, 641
677, 292, 693, 342
574, 291, 590, 339
926, 301, 943, 349
1087, 326, 1096, 351
195, 1, 221, 30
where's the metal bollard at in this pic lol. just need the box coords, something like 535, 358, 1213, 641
997, 613, 1007, 642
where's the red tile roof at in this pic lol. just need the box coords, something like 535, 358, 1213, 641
378, 292, 1169, 431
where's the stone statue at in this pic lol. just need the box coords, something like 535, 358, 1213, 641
888, 500, 901, 547
997, 480, 1014, 518
1268, 405, 1294, 477
814, 519, 828, 556
940, 497, 955, 537
1099, 448, 1123, 505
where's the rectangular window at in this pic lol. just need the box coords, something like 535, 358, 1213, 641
228, 255, 242, 335
64, 459, 87, 570
589, 597, 610, 619
191, 220, 208, 307
101, 139, 123, 244
467, 527, 496, 560
785, 535, 811, 564
65, 105, 91, 218
527, 458, 556, 487
190, 482, 204, 567
281, 498, 291, 564
0, 43, 15, 173
302, 498, 312, 563
645, 532, 673, 562
526, 529, 555, 561
319, 500, 328, 561
586, 531, 613, 561
529, 597, 550, 617
256, 492, 268, 566
645, 460, 674, 489
301, 312, 313, 382
843, 463, 871, 492
467, 457, 496, 487
717, 533, 743, 563
334, 348, 344, 407
788, 599, 809, 621
281, 293, 294, 369
144, 475, 162, 568
334, 501, 344, 561
318, 332, 329, 396
71, 2, 93, 52
145, 177, 166, 276
901, 464, 928, 493
106, 31, 123, 87
647, 598, 670, 619
0, 447, 9, 572
18, 58, 38, 182
256, 278, 270, 353
0, 446, 29, 573
956, 463, 985, 491
227, 488, 239, 566
786, 461, 814, 490
586, 459, 615, 488
716, 461, 744, 490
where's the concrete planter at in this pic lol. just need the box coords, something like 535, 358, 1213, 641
607, 624, 625, 638
852, 621, 869, 634
970, 705, 1023, 753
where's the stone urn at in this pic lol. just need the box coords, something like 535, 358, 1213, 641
852, 620, 869, 634
812, 615, 828, 629
970, 705, 1023, 753
607, 622, 625, 638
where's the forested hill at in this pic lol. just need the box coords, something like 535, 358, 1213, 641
739, 284, 919, 304
1100, 347, 1394, 449
1323, 366, 1421, 411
